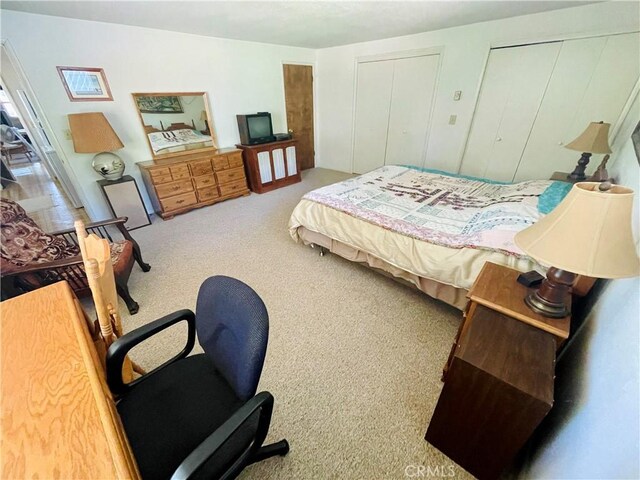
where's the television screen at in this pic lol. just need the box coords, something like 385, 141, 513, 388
248, 116, 272, 139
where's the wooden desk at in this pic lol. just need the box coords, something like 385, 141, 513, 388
1, 282, 140, 479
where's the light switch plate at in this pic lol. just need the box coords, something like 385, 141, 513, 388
449, 115, 457, 125
453, 90, 462, 101
64, 129, 72, 140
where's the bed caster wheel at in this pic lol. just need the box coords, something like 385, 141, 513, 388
310, 243, 316, 249
319, 247, 327, 257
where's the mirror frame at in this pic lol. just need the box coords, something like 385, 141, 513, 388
132, 91, 218, 160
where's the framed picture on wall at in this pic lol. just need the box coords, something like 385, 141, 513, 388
57, 66, 113, 101
134, 95, 184, 114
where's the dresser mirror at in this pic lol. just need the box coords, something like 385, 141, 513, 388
132, 92, 218, 159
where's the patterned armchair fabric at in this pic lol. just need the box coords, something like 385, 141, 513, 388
1, 199, 80, 267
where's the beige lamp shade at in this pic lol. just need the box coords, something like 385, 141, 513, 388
515, 183, 639, 278
68, 112, 124, 153
565, 121, 612, 154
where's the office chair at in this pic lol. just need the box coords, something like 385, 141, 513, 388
107, 276, 289, 480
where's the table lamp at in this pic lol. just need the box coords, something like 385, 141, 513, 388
565, 121, 612, 181
515, 182, 639, 318
68, 112, 125, 181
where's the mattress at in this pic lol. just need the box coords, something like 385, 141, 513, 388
289, 165, 571, 308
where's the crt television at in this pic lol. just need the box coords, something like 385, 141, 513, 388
236, 112, 276, 145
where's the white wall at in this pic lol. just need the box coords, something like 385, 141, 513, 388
315, 2, 640, 173
0, 10, 315, 219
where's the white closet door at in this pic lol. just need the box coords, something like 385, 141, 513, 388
352, 60, 394, 174
460, 42, 561, 182
385, 55, 439, 167
514, 32, 640, 181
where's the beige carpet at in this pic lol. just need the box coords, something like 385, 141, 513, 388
112, 168, 473, 479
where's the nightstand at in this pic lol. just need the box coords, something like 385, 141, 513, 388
428, 261, 565, 479
442, 262, 570, 380
97, 175, 151, 231
550, 171, 582, 183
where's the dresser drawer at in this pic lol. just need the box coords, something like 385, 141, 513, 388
155, 179, 194, 199
190, 159, 213, 177
193, 175, 217, 189
219, 179, 247, 197
150, 167, 171, 178
160, 191, 197, 211
197, 186, 220, 202
216, 166, 245, 185
212, 156, 229, 171
170, 165, 190, 180
228, 152, 244, 168
151, 173, 173, 184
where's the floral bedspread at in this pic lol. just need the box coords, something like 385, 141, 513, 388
303, 165, 568, 256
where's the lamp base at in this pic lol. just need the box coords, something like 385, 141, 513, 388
524, 267, 576, 318
567, 152, 592, 181
92, 151, 125, 181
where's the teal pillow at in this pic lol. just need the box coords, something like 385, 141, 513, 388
538, 181, 572, 214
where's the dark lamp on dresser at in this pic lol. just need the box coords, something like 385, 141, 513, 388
515, 182, 639, 318
565, 121, 611, 181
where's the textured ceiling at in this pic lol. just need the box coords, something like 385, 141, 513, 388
1, 1, 598, 48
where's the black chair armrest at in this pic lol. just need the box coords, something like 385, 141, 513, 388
170, 392, 274, 480
107, 309, 196, 395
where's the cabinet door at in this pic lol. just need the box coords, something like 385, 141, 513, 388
514, 33, 640, 181
286, 146, 297, 176
272, 148, 286, 180
257, 151, 273, 184
352, 60, 394, 174
459, 42, 561, 181
385, 54, 439, 167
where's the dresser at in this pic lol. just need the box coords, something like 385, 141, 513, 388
236, 139, 301, 194
137, 148, 250, 219
1, 282, 140, 479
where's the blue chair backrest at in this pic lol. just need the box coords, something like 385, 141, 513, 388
195, 276, 269, 401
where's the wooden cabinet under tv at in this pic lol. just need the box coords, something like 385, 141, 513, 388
137, 148, 250, 219
236, 140, 301, 194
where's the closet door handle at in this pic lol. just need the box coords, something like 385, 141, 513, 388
496, 137, 503, 142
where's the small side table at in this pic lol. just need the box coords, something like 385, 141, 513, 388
550, 171, 582, 184
98, 175, 151, 231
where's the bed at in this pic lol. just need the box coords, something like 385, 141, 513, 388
288, 165, 572, 309
147, 128, 214, 154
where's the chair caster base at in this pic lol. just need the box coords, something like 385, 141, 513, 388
249, 439, 290, 464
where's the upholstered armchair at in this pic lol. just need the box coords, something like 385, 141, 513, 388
0, 198, 150, 314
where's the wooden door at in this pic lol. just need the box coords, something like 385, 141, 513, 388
459, 42, 561, 182
352, 60, 395, 174
384, 54, 439, 167
283, 64, 314, 170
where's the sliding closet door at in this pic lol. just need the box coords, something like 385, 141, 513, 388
352, 61, 394, 174
384, 55, 439, 167
514, 32, 640, 181
459, 42, 561, 182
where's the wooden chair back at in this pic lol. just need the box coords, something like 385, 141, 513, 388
75, 220, 137, 383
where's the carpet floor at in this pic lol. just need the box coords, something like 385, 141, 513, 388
112, 168, 472, 479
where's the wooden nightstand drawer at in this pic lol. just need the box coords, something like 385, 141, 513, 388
193, 175, 217, 189
160, 191, 197, 211
212, 156, 229, 171
155, 179, 193, 199
197, 186, 220, 202
190, 159, 213, 177
170, 165, 190, 180
219, 179, 247, 197
228, 152, 244, 168
216, 166, 245, 185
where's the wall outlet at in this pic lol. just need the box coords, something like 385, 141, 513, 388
449, 115, 457, 125
64, 129, 72, 140
453, 90, 462, 101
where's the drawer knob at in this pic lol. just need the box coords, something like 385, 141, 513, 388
177, 199, 185, 204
